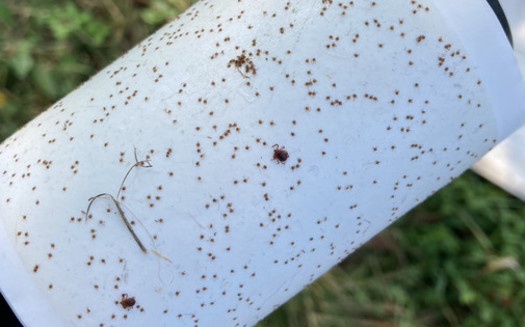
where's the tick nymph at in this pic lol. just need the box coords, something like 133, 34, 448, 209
120, 294, 136, 309
272, 144, 289, 163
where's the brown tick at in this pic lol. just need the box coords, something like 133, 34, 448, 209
272, 144, 289, 163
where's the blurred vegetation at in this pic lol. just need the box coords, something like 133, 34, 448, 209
1, 1, 524, 326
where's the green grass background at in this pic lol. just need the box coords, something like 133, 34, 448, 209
1, 1, 524, 326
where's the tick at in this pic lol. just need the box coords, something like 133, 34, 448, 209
120, 294, 136, 309
272, 144, 289, 163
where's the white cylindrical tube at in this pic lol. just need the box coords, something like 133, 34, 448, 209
472, 0, 525, 200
